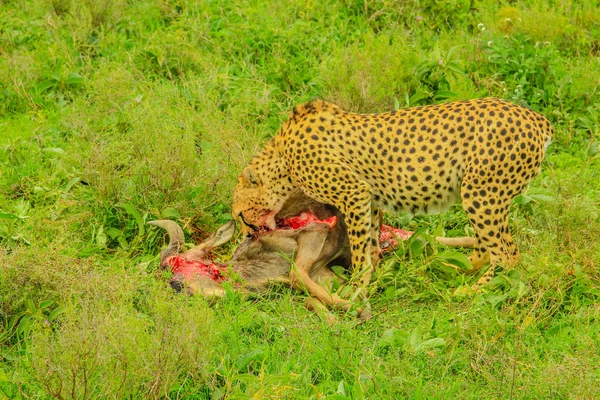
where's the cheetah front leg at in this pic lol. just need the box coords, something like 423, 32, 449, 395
297, 165, 375, 288
370, 208, 383, 269
334, 182, 374, 288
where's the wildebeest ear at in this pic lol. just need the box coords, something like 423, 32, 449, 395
210, 220, 236, 247
241, 167, 261, 187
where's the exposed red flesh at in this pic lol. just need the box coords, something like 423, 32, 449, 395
165, 213, 414, 283
166, 255, 227, 282
277, 212, 338, 229
379, 224, 414, 253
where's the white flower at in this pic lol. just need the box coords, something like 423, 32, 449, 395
477, 23, 485, 31
487, 41, 493, 46
505, 18, 511, 22
438, 59, 444, 65
535, 42, 540, 47
135, 96, 142, 103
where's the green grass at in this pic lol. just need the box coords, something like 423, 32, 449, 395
1, 0, 599, 398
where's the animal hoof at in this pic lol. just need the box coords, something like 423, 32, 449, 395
357, 303, 373, 321
453, 285, 476, 296
324, 314, 338, 326
305, 298, 337, 325
169, 274, 185, 293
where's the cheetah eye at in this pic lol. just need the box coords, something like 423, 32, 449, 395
242, 167, 261, 187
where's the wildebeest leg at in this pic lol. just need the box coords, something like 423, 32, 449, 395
288, 225, 368, 318
435, 236, 476, 248
304, 298, 337, 325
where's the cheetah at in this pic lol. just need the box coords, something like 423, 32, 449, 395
232, 98, 553, 289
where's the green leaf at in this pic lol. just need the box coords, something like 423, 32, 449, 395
434, 90, 457, 100
10, 234, 31, 245
212, 387, 225, 399
27, 298, 36, 314
528, 193, 556, 202
36, 79, 58, 92
120, 203, 145, 236
49, 306, 65, 321
408, 89, 430, 106
2, 349, 24, 361
106, 227, 123, 240
231, 373, 259, 383
118, 236, 129, 248
446, 63, 468, 79
408, 326, 422, 350
63, 177, 81, 194
42, 147, 66, 155
0, 212, 20, 220
66, 72, 84, 88
229, 395, 252, 400
13, 200, 31, 217
378, 328, 408, 349
77, 244, 100, 257
545, 323, 569, 338
409, 238, 425, 258
336, 380, 346, 395
353, 379, 365, 400
39, 300, 54, 310
17, 315, 33, 336
414, 337, 446, 352
235, 349, 266, 371
587, 141, 600, 158
513, 194, 532, 205
486, 292, 509, 306
161, 207, 181, 219
437, 251, 472, 269
96, 225, 107, 247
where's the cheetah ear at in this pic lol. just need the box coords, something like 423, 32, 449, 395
241, 167, 261, 187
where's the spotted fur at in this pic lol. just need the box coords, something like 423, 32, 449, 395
233, 98, 552, 287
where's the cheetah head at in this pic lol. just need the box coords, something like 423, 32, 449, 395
232, 167, 292, 235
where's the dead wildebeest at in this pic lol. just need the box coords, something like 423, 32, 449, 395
149, 191, 474, 322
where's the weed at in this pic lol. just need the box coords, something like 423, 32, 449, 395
1, 0, 599, 398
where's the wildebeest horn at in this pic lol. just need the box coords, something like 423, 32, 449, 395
148, 220, 185, 265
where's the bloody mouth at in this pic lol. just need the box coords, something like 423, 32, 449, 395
164, 213, 415, 283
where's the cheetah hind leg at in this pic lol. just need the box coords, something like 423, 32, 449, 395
471, 233, 520, 291
469, 215, 520, 291
468, 239, 490, 273
461, 179, 519, 291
